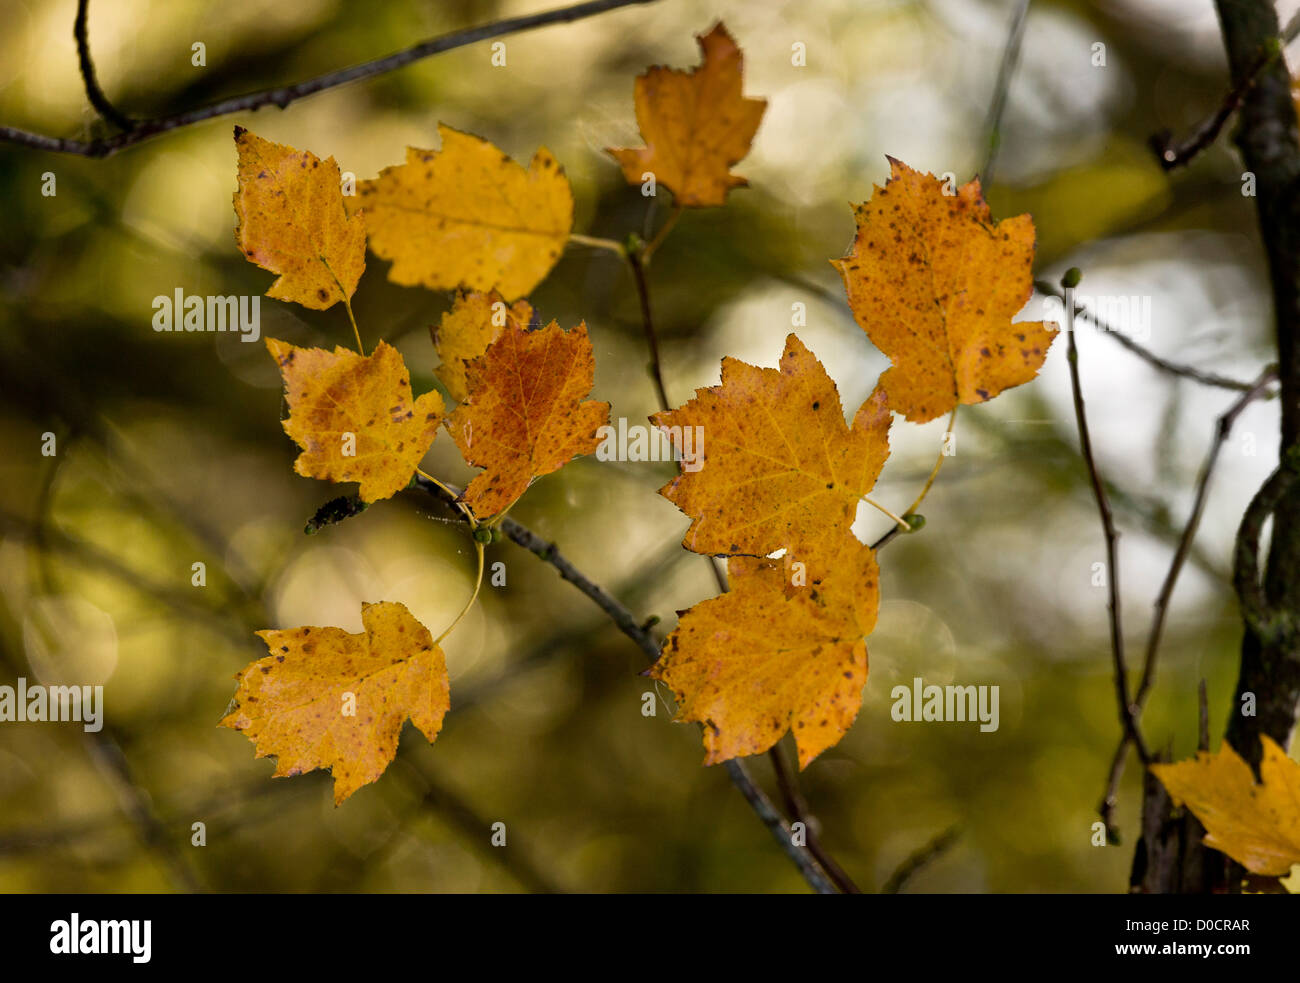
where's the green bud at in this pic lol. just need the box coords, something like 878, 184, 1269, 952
1061, 267, 1082, 289
903, 513, 926, 532
473, 526, 493, 544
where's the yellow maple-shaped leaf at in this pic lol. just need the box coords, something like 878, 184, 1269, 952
220, 601, 449, 805
433, 290, 534, 403
831, 158, 1056, 424
651, 333, 892, 558
1151, 736, 1300, 877
607, 22, 766, 208
356, 125, 573, 300
267, 338, 444, 503
449, 319, 609, 518
652, 535, 879, 768
233, 127, 366, 310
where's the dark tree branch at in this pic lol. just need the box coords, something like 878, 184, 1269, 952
74, 0, 134, 131
410, 474, 836, 893
768, 742, 861, 893
1215, 0, 1300, 779
1, 0, 658, 158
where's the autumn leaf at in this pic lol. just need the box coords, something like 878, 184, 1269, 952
220, 601, 449, 805
651, 333, 892, 558
356, 125, 573, 300
607, 22, 766, 208
832, 158, 1055, 424
433, 290, 535, 403
651, 536, 879, 769
233, 127, 366, 310
449, 319, 609, 518
267, 338, 444, 503
1151, 737, 1300, 877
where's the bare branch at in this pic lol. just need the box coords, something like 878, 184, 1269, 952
1, 0, 659, 158
1035, 282, 1259, 392
1061, 280, 1150, 765
1099, 365, 1277, 836
410, 474, 837, 893
769, 742, 861, 893
74, 0, 133, 131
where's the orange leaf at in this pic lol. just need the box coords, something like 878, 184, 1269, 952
267, 338, 444, 503
356, 125, 573, 300
651, 536, 879, 768
607, 22, 766, 208
220, 601, 449, 805
433, 290, 535, 403
448, 320, 609, 518
1151, 737, 1300, 877
832, 158, 1056, 423
651, 333, 892, 558
233, 127, 366, 310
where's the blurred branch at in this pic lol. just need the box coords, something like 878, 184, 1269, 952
0, 777, 293, 856
0, 0, 659, 158
1034, 282, 1260, 392
880, 825, 960, 894
396, 756, 563, 894
978, 0, 1030, 187
0, 445, 203, 891
1099, 365, 1277, 837
1061, 279, 1151, 765
411, 473, 837, 893
74, 0, 133, 131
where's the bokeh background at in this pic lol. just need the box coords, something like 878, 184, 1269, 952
0, 0, 1293, 892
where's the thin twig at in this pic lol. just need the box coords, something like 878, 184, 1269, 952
1035, 282, 1258, 392
626, 249, 672, 413
1098, 365, 1277, 835
411, 474, 836, 892
1149, 39, 1283, 170
881, 825, 961, 894
1, 0, 659, 157
769, 743, 861, 893
1062, 282, 1150, 766
74, 0, 133, 131
978, 0, 1030, 187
